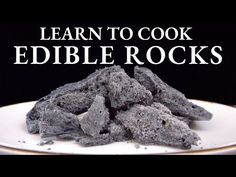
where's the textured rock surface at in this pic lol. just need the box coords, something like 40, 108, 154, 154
134, 66, 212, 121
80, 95, 109, 136
77, 134, 112, 147
108, 71, 153, 108
107, 122, 130, 141
26, 100, 50, 134
26, 66, 124, 134
116, 104, 200, 149
151, 102, 191, 125
77, 121, 130, 147
38, 106, 82, 139
26, 65, 212, 149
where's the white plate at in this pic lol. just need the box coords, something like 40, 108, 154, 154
0, 100, 236, 155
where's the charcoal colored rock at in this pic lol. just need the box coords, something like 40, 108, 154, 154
77, 122, 130, 147
26, 66, 124, 134
80, 95, 109, 136
77, 134, 112, 147
55, 92, 96, 115
108, 71, 153, 108
56, 133, 82, 140
26, 65, 212, 150
38, 140, 54, 146
38, 106, 83, 139
26, 118, 39, 134
151, 102, 172, 114
26, 100, 50, 134
134, 66, 212, 121
107, 122, 130, 141
116, 104, 200, 149
151, 102, 191, 125
50, 65, 124, 100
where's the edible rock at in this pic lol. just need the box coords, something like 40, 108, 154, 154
80, 95, 109, 136
108, 71, 153, 108
134, 66, 212, 121
26, 65, 212, 149
116, 104, 200, 149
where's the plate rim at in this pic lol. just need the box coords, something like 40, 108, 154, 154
1, 142, 236, 155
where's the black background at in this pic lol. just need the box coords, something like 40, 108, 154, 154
0, 3, 236, 107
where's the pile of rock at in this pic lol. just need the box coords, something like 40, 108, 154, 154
26, 66, 212, 149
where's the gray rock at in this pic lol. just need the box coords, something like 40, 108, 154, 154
134, 66, 212, 121
25, 65, 212, 149
50, 65, 124, 99
151, 102, 172, 114
56, 133, 84, 140
107, 121, 131, 141
108, 71, 153, 108
38, 140, 54, 146
151, 102, 191, 125
26, 100, 50, 134
80, 95, 109, 136
56, 92, 97, 115
116, 104, 200, 149
77, 134, 112, 147
26, 66, 124, 134
77, 121, 130, 147
26, 119, 39, 134
38, 106, 83, 139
